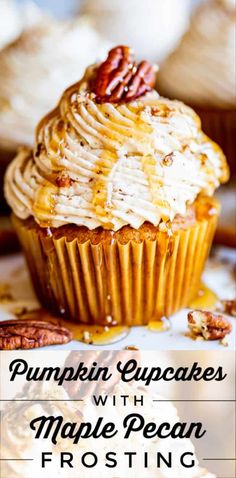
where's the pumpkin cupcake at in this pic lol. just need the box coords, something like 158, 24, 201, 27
5, 46, 229, 326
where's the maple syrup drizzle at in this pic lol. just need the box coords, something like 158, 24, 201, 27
12, 284, 217, 348
16, 309, 130, 346
147, 317, 171, 333
189, 283, 219, 310
92, 149, 117, 219
32, 182, 58, 227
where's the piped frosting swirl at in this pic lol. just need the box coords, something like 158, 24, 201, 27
158, 0, 236, 108
5, 53, 229, 231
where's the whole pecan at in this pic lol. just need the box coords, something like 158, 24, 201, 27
93, 45, 156, 103
217, 299, 236, 317
0, 319, 72, 350
187, 310, 232, 340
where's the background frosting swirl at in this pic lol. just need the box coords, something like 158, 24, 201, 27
158, 0, 236, 108
0, 17, 109, 150
5, 67, 228, 231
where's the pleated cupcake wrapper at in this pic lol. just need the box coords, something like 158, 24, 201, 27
13, 214, 218, 326
194, 106, 236, 175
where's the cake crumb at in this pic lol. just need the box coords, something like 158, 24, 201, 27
82, 331, 93, 344
217, 299, 236, 317
220, 337, 229, 347
124, 345, 139, 350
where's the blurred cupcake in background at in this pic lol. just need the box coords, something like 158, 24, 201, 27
0, 0, 41, 50
81, 0, 190, 62
5, 46, 229, 326
0, 15, 109, 211
0, 0, 22, 50
158, 0, 236, 175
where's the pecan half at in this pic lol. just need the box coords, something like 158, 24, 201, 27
93, 45, 156, 103
187, 310, 232, 340
217, 299, 236, 317
0, 319, 72, 350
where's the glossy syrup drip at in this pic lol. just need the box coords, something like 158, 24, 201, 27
188, 283, 219, 310
16, 309, 130, 346
32, 117, 67, 227
92, 149, 117, 220
32, 182, 58, 227
65, 323, 130, 346
147, 317, 171, 333
141, 154, 166, 212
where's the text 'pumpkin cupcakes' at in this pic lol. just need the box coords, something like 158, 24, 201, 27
5, 46, 229, 326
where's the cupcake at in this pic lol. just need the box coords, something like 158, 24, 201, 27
0, 16, 109, 211
158, 0, 236, 174
5, 46, 229, 326
82, 0, 190, 62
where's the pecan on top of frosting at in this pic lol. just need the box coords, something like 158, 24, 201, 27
92, 45, 156, 103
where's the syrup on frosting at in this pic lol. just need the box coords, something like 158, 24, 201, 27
5, 58, 229, 231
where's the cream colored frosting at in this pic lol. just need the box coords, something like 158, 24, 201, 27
1, 381, 215, 478
0, 0, 22, 50
0, 1, 43, 51
0, 17, 110, 150
5, 64, 229, 231
81, 0, 190, 62
158, 0, 236, 108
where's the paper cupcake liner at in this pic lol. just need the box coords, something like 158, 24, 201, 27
12, 204, 218, 326
194, 106, 236, 176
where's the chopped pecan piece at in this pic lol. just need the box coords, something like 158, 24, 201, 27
93, 45, 156, 103
187, 310, 232, 340
162, 153, 174, 166
34, 142, 45, 158
0, 319, 72, 350
217, 299, 236, 317
56, 173, 73, 188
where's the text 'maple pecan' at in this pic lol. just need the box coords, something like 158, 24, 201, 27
187, 310, 232, 340
0, 319, 72, 350
93, 45, 156, 103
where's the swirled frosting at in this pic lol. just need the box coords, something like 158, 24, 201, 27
0, 17, 110, 150
5, 64, 229, 231
158, 0, 236, 108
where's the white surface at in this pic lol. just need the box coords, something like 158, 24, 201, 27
0, 248, 235, 350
